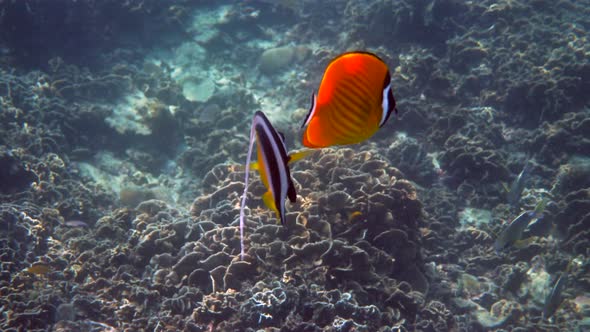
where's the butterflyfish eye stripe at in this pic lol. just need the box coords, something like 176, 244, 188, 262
379, 72, 396, 127
380, 84, 392, 127
301, 93, 317, 128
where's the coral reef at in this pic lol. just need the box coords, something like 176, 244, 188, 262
0, 146, 429, 330
1, 0, 588, 330
185, 148, 428, 329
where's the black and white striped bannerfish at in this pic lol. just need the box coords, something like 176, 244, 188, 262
238, 111, 300, 260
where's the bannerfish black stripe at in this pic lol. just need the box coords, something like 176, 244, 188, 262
253, 111, 296, 224
256, 126, 284, 217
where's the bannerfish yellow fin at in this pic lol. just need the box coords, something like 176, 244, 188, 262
501, 182, 510, 192
233, 162, 259, 172
288, 149, 316, 164
262, 191, 278, 216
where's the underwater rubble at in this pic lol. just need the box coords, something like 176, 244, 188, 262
0, 0, 589, 331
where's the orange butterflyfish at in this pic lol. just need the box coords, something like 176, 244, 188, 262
301, 51, 398, 148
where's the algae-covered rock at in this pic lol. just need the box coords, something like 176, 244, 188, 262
182, 78, 216, 103
259, 45, 310, 75
463, 299, 522, 329
552, 155, 590, 194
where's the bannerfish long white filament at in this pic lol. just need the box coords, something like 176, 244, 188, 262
238, 119, 256, 260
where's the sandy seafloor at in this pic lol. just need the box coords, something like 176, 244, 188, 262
1, 0, 589, 331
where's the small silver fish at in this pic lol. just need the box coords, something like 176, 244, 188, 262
507, 162, 531, 206
494, 210, 541, 253
543, 274, 567, 320
64, 220, 89, 228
